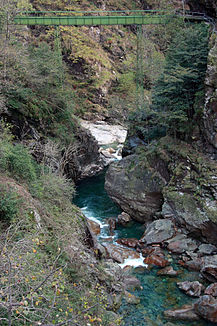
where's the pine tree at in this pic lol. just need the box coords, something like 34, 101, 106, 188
152, 24, 209, 138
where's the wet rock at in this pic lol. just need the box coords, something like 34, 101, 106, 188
124, 291, 140, 304
80, 120, 127, 145
87, 218, 101, 235
117, 212, 132, 226
100, 149, 116, 159
184, 258, 203, 271
157, 266, 180, 277
144, 254, 169, 268
194, 295, 217, 323
141, 246, 165, 258
123, 276, 141, 291
164, 305, 199, 321
177, 281, 204, 297
198, 244, 217, 256
134, 266, 147, 274
167, 234, 198, 254
108, 218, 116, 236
105, 154, 166, 223
140, 219, 175, 245
85, 220, 106, 258
65, 125, 104, 181
116, 238, 139, 249
122, 265, 133, 274
201, 255, 217, 282
102, 243, 140, 264
205, 283, 217, 297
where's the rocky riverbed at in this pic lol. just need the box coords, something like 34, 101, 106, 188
103, 134, 217, 324
75, 169, 217, 325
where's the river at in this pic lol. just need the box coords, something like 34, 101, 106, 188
74, 170, 215, 326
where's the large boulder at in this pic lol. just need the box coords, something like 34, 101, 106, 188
177, 281, 204, 297
106, 137, 217, 244
194, 295, 217, 323
105, 154, 167, 223
102, 243, 140, 264
161, 139, 217, 245
201, 255, 217, 282
140, 219, 175, 245
164, 305, 199, 321
166, 234, 198, 254
205, 283, 217, 297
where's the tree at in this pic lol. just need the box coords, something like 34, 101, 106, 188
152, 23, 209, 138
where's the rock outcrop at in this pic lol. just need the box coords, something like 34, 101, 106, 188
140, 219, 175, 244
106, 137, 217, 244
194, 295, 217, 323
105, 154, 167, 223
63, 125, 104, 181
203, 34, 217, 155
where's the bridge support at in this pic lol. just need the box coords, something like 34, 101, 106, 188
136, 24, 144, 111
54, 26, 63, 87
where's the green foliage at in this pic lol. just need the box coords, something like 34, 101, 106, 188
31, 173, 75, 208
0, 120, 39, 182
0, 141, 38, 183
2, 40, 76, 144
152, 24, 209, 138
0, 186, 20, 223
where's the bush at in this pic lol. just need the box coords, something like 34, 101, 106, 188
0, 186, 20, 223
0, 141, 38, 182
0, 121, 38, 182
31, 173, 75, 208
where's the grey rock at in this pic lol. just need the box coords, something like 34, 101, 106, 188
105, 155, 166, 223
140, 219, 175, 245
203, 36, 217, 151
194, 295, 217, 323
124, 291, 140, 304
123, 276, 141, 291
102, 243, 140, 264
117, 212, 132, 226
167, 234, 198, 254
201, 255, 217, 282
157, 266, 180, 277
205, 283, 217, 297
164, 305, 199, 321
198, 244, 217, 256
177, 281, 204, 297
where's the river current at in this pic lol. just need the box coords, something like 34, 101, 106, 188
74, 170, 214, 326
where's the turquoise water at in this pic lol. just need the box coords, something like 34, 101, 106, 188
74, 171, 215, 326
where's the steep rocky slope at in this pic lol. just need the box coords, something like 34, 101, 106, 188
105, 4, 217, 245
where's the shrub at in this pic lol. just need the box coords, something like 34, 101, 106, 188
31, 173, 75, 208
0, 186, 20, 223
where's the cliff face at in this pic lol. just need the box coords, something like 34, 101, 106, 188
203, 35, 217, 154
105, 1, 217, 245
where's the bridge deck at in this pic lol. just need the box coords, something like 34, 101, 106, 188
13, 10, 205, 26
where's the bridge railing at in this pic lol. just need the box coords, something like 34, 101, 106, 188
13, 10, 212, 26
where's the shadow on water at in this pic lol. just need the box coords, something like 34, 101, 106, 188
74, 170, 215, 326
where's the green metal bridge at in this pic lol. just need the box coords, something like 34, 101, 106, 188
13, 10, 208, 26
11, 10, 209, 110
